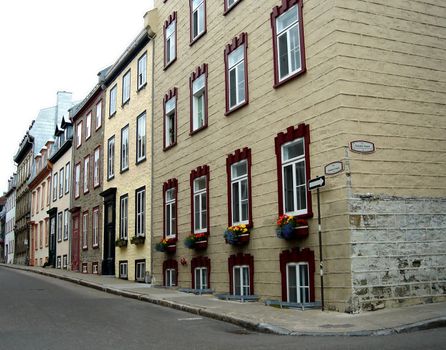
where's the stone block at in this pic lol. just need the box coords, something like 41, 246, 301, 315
380, 269, 400, 285
393, 284, 411, 298
405, 229, 426, 241
375, 214, 396, 228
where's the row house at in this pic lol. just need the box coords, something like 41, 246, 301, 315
102, 23, 154, 281
70, 71, 107, 274
0, 196, 5, 262
148, 0, 446, 312
4, 174, 17, 264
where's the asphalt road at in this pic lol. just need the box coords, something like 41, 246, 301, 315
0, 267, 445, 350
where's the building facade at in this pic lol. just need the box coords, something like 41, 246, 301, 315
70, 77, 106, 274
48, 116, 73, 270
149, 0, 446, 312
102, 24, 154, 281
0, 196, 6, 263
4, 175, 17, 264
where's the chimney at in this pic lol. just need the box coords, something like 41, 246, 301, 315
56, 91, 73, 123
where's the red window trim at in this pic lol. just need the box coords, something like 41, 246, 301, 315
280, 248, 315, 302
93, 146, 101, 189
189, 0, 207, 45
92, 206, 100, 249
82, 210, 89, 250
163, 259, 178, 286
274, 123, 313, 219
163, 88, 178, 151
226, 147, 253, 228
228, 253, 254, 295
189, 64, 208, 135
95, 99, 103, 131
163, 178, 178, 240
191, 256, 211, 289
76, 121, 83, 149
190, 165, 210, 235
270, 0, 306, 88
163, 12, 177, 70
224, 32, 249, 116
83, 154, 90, 195
74, 162, 81, 200
223, 0, 243, 16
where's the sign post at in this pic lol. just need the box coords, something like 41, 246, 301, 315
309, 176, 326, 311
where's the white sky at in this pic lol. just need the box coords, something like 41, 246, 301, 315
0, 0, 154, 194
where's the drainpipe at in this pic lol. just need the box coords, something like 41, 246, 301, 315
149, 32, 156, 283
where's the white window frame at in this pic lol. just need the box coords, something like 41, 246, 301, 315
136, 113, 146, 162
94, 147, 100, 187
74, 163, 80, 198
82, 212, 88, 249
122, 70, 131, 105
233, 265, 250, 296
57, 212, 63, 242
92, 263, 99, 274
165, 20, 176, 66
96, 100, 102, 129
120, 195, 128, 240
226, 0, 240, 11
63, 255, 68, 269
193, 176, 207, 233
59, 167, 64, 198
86, 112, 92, 139
227, 45, 246, 110
63, 210, 69, 240
109, 85, 117, 116
83, 156, 90, 193
65, 162, 70, 194
191, 0, 205, 41
136, 188, 145, 237
108, 136, 115, 179
135, 260, 146, 282
119, 261, 128, 279
76, 121, 82, 147
164, 97, 176, 148
165, 268, 176, 287
286, 262, 310, 303
165, 188, 176, 238
192, 74, 206, 132
92, 208, 99, 247
56, 256, 61, 269
194, 267, 208, 290
52, 173, 58, 201
230, 160, 249, 225
281, 138, 307, 216
121, 126, 129, 172
137, 53, 147, 89
82, 263, 88, 273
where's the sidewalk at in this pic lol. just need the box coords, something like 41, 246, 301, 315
2, 263, 445, 336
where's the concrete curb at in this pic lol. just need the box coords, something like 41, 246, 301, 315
2, 264, 445, 336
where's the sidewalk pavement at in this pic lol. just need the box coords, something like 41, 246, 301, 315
2, 263, 445, 336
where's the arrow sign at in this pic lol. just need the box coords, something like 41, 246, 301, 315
308, 176, 325, 191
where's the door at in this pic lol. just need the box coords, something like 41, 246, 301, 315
102, 201, 115, 275
49, 216, 57, 267
71, 213, 80, 271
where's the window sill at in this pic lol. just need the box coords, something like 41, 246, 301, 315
137, 83, 147, 93
163, 142, 177, 152
190, 31, 206, 46
190, 124, 208, 136
273, 69, 306, 89
83, 189, 90, 195
120, 167, 129, 175
95, 125, 102, 132
136, 157, 147, 166
225, 101, 248, 116
121, 99, 130, 108
109, 112, 116, 119
93, 244, 99, 249
223, 1, 242, 16
164, 58, 177, 71
82, 247, 88, 251
93, 183, 100, 190
107, 175, 115, 182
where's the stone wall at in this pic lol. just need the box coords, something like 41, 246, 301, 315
349, 194, 446, 312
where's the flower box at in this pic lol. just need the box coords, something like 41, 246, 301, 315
276, 215, 309, 240
115, 238, 128, 247
130, 235, 145, 245
184, 233, 208, 250
155, 237, 177, 253
224, 224, 251, 246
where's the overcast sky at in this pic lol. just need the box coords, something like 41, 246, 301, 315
0, 0, 154, 194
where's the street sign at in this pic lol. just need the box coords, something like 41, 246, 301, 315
308, 176, 325, 191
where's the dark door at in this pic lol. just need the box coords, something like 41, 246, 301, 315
71, 213, 80, 271
49, 216, 57, 267
102, 201, 115, 275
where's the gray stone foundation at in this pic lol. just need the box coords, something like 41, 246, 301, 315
348, 195, 446, 312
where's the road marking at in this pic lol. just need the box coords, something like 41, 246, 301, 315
177, 317, 203, 321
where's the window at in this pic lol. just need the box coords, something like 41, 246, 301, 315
92, 207, 99, 248
120, 195, 128, 240
227, 148, 252, 227
224, 33, 249, 114
82, 263, 88, 273
224, 0, 242, 14
275, 123, 312, 218
32, 191, 36, 215
65, 162, 70, 194
135, 187, 145, 237
39, 221, 43, 248
76, 121, 82, 147
190, 64, 208, 134
45, 218, 48, 247
52, 173, 58, 201
56, 256, 61, 269
137, 53, 147, 89
63, 210, 69, 240
59, 167, 64, 198
109, 84, 117, 117
194, 267, 208, 290
107, 136, 115, 180
83, 155, 90, 194
164, 179, 177, 238
96, 100, 102, 129
86, 112, 92, 139
163, 89, 177, 150
63, 255, 68, 269
93, 147, 100, 188
233, 266, 250, 296
119, 261, 128, 279
165, 268, 176, 287
122, 70, 131, 105
271, 1, 305, 87
228, 253, 254, 296
164, 13, 177, 68
57, 212, 63, 242
120, 125, 129, 172
41, 183, 45, 210
190, 165, 209, 234
36, 188, 40, 214
92, 262, 99, 274
190, 0, 206, 43
74, 163, 81, 199
287, 263, 309, 303
136, 112, 146, 163
135, 260, 146, 282
82, 211, 88, 249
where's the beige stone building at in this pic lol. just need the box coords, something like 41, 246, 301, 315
148, 0, 446, 312
101, 22, 155, 281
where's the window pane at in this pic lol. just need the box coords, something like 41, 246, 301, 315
228, 46, 244, 68
229, 68, 237, 108
295, 161, 306, 211
237, 63, 245, 104
283, 164, 294, 213
172, 202, 176, 235
195, 268, 200, 289
193, 10, 198, 38
242, 267, 250, 296
288, 265, 297, 303
283, 139, 304, 161
289, 25, 300, 73
234, 267, 241, 295
201, 193, 207, 230
232, 182, 240, 224
241, 179, 248, 222
278, 33, 289, 79
193, 75, 205, 93
299, 264, 309, 287
201, 268, 207, 289
277, 5, 297, 33
194, 195, 200, 231
194, 177, 206, 191
231, 161, 247, 179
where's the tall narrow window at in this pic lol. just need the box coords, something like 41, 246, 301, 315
287, 262, 309, 303
120, 125, 129, 172
120, 195, 128, 240
57, 212, 63, 242
224, 0, 242, 14
190, 0, 206, 43
82, 211, 88, 249
224, 33, 249, 114
92, 207, 99, 248
107, 136, 115, 180
190, 64, 208, 134
136, 187, 146, 237
65, 162, 70, 194
39, 221, 43, 248
47, 177, 51, 205
119, 261, 128, 279
36, 188, 40, 214
135, 260, 146, 282
74, 163, 81, 199
271, 1, 305, 86
95, 100, 102, 129
122, 70, 131, 105
194, 267, 208, 290
164, 89, 177, 150
165, 268, 176, 287
164, 179, 177, 239
233, 266, 250, 296
136, 112, 146, 163
191, 166, 209, 234
63, 209, 69, 240
83, 155, 90, 194
137, 53, 147, 89
59, 167, 64, 198
52, 173, 58, 201
41, 183, 45, 210
86, 112, 92, 139
164, 13, 177, 68
76, 121, 82, 148
109, 84, 117, 117
93, 147, 100, 188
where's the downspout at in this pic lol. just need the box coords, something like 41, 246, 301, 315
149, 32, 156, 283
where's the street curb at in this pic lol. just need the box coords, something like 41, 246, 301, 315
2, 264, 445, 336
